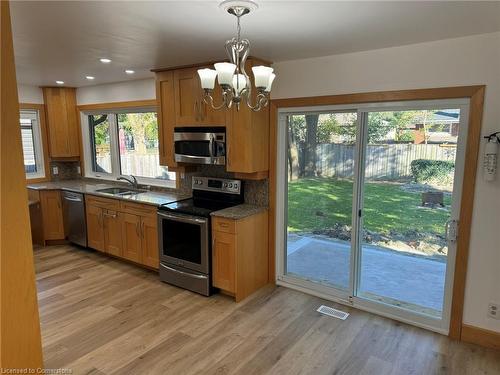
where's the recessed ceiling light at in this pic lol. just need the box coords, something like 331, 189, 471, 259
85, 76, 95, 80
55, 80, 64, 85
125, 69, 135, 74
100, 58, 112, 64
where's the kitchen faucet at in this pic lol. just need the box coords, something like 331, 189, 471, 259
117, 175, 138, 189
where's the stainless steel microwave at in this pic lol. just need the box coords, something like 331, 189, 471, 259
174, 127, 226, 165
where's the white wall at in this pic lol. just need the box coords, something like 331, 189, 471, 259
272, 32, 500, 333
76, 78, 155, 105
18, 84, 43, 104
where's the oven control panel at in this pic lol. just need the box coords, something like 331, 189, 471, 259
192, 177, 242, 194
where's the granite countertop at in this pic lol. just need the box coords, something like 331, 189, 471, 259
211, 204, 268, 220
27, 179, 189, 207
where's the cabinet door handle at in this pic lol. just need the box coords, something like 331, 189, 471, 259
141, 221, 145, 238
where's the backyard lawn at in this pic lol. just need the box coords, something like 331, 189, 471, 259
287, 177, 451, 237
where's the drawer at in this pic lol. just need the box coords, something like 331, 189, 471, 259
85, 195, 120, 210
120, 200, 156, 217
212, 216, 236, 234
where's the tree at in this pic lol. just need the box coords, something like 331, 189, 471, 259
118, 112, 158, 154
304, 114, 319, 177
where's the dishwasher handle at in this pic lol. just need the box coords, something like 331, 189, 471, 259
63, 195, 83, 202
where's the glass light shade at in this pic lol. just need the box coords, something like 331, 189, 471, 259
265, 73, 276, 92
214, 62, 236, 86
232, 74, 247, 95
198, 68, 217, 90
252, 66, 274, 88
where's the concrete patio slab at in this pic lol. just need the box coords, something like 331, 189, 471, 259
286, 235, 446, 314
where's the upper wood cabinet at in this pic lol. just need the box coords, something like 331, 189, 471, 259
173, 67, 228, 127
156, 70, 176, 167
42, 87, 80, 158
155, 58, 268, 175
39, 190, 65, 241
226, 59, 270, 174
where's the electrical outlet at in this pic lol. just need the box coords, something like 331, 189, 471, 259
488, 302, 499, 319
52, 166, 59, 175
77, 166, 81, 174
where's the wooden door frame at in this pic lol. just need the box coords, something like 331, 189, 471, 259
268, 85, 486, 340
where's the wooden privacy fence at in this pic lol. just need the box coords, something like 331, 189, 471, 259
96, 154, 174, 179
316, 143, 457, 180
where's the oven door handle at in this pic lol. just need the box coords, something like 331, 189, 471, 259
160, 263, 208, 280
158, 211, 208, 224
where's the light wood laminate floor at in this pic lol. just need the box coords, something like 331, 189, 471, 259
35, 245, 500, 375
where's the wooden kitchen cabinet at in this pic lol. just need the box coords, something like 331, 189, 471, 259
154, 58, 269, 175
85, 196, 123, 257
120, 201, 159, 268
103, 210, 123, 257
40, 190, 65, 241
226, 58, 270, 175
86, 203, 104, 251
173, 67, 200, 125
121, 212, 142, 263
173, 67, 228, 127
211, 210, 269, 302
85, 196, 159, 269
42, 87, 80, 158
156, 70, 176, 167
212, 231, 236, 293
141, 214, 160, 268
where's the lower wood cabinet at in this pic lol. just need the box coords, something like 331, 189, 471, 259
212, 231, 236, 293
39, 190, 65, 241
85, 195, 159, 269
86, 202, 105, 251
103, 210, 122, 257
141, 214, 160, 268
121, 212, 142, 263
211, 211, 269, 302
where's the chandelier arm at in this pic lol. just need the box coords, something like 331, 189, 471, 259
202, 89, 233, 110
244, 90, 269, 112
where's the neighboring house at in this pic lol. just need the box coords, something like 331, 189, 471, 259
413, 109, 460, 144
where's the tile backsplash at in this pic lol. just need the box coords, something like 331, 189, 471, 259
50, 161, 81, 181
178, 165, 269, 207
49, 161, 269, 207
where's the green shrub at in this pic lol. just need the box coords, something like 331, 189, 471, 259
410, 159, 455, 184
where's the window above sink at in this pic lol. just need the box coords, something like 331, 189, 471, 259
80, 107, 176, 189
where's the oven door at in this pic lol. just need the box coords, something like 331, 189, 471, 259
174, 131, 225, 165
158, 211, 209, 274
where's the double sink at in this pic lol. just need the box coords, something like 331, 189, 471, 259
95, 187, 146, 197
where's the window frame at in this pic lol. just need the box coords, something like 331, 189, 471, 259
20, 108, 46, 180
80, 106, 175, 188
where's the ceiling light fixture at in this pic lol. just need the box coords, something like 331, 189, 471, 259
197, 0, 275, 112
125, 69, 135, 74
85, 76, 95, 80
55, 80, 64, 85
99, 58, 112, 64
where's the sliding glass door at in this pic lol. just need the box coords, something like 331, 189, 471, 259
285, 111, 357, 293
278, 99, 469, 333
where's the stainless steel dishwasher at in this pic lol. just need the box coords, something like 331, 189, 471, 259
61, 191, 87, 247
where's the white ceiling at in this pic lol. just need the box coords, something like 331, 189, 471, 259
10, 1, 500, 87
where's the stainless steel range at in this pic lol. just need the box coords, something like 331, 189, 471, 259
157, 177, 243, 295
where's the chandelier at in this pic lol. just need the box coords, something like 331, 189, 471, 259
197, 0, 275, 112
